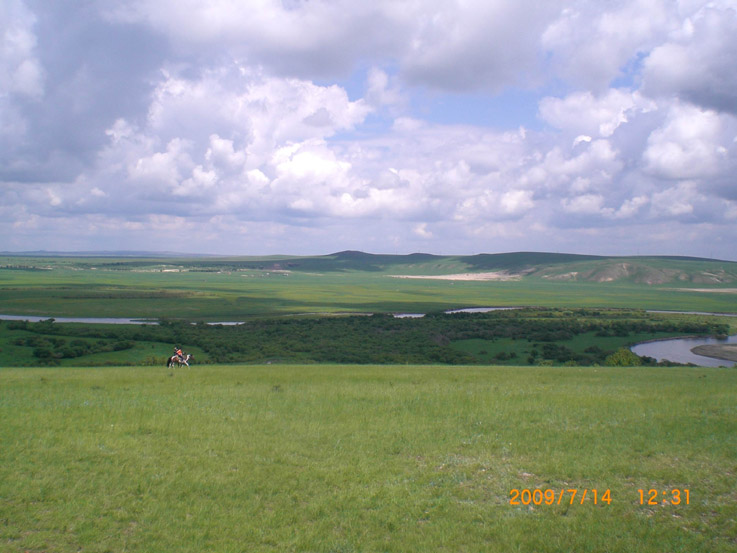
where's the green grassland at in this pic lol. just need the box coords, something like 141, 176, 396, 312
2, 254, 736, 551
1, 364, 735, 552
2, 252, 737, 319
2, 252, 735, 367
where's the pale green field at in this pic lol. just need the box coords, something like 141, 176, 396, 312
2, 364, 735, 552
2, 265, 737, 319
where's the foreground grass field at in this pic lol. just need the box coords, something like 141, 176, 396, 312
2, 364, 735, 552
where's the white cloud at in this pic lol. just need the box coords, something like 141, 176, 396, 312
0, 0, 44, 99
78, 67, 374, 217
129, 138, 193, 188
141, 66, 372, 165
541, 0, 674, 90
643, 4, 737, 113
643, 103, 732, 180
531, 138, 622, 192
501, 190, 534, 215
413, 222, 433, 239
271, 139, 356, 216
107, 0, 405, 78
206, 135, 247, 172
45, 187, 62, 207
562, 193, 605, 214
614, 195, 649, 219
651, 183, 698, 217
176, 165, 217, 198
540, 89, 656, 138
401, 0, 559, 91
365, 67, 404, 110
0, 0, 43, 164
3, 1, 737, 259
573, 135, 592, 147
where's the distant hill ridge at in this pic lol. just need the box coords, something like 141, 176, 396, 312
319, 251, 737, 284
2, 250, 736, 284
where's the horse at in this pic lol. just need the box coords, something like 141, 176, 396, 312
167, 353, 193, 368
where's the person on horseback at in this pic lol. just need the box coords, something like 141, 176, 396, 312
167, 348, 192, 368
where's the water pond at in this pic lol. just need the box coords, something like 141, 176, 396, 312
393, 307, 520, 318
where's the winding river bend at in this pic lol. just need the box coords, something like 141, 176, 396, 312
631, 335, 737, 367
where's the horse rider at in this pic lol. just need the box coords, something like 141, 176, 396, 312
174, 347, 183, 361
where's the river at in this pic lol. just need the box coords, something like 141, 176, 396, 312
0, 314, 157, 324
630, 335, 737, 367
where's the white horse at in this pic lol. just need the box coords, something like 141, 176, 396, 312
167, 353, 192, 368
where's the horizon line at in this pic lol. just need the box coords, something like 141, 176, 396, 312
1, 249, 734, 263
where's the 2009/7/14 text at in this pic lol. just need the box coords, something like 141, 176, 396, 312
510, 488, 691, 506
509, 489, 612, 506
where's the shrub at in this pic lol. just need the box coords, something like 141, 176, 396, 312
604, 348, 643, 366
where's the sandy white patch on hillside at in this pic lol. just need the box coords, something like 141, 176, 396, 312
389, 272, 519, 281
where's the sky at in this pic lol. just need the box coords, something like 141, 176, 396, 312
2, 0, 737, 259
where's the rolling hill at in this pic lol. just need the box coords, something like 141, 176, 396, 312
292, 251, 737, 285
3, 250, 736, 285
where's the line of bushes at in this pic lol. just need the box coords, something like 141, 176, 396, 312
10, 330, 135, 365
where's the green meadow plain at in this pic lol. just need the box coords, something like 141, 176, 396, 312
1, 252, 737, 319
2, 365, 736, 552
1, 253, 736, 551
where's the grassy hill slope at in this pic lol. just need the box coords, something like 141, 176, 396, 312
322, 251, 737, 285
4, 250, 735, 284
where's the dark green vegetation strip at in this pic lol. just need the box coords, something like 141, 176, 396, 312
1, 309, 729, 367
1, 365, 735, 552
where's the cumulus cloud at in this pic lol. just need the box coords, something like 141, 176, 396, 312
541, 0, 675, 90
106, 0, 406, 79
0, 0, 43, 175
401, 0, 560, 91
2, 1, 737, 258
365, 67, 404, 110
79, 66, 373, 220
643, 102, 734, 180
540, 89, 656, 138
642, 4, 737, 114
0, 0, 43, 99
